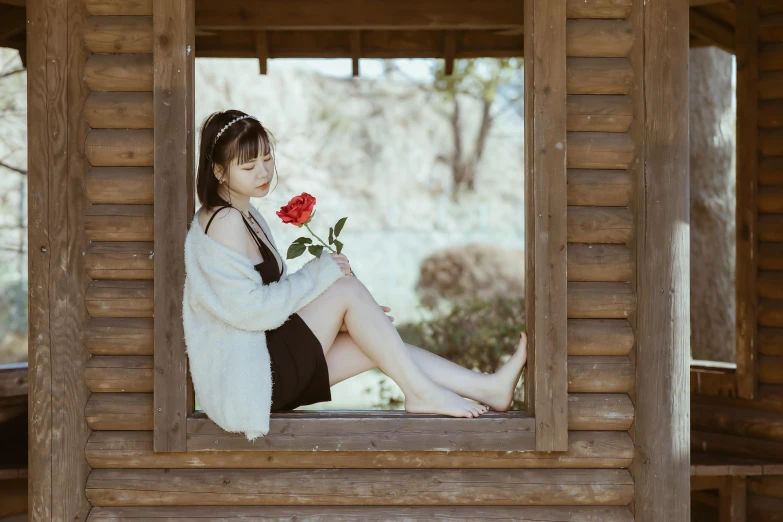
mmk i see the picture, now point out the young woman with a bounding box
[182,109,527,441]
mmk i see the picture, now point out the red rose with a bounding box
[276,192,316,226]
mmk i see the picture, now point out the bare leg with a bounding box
[325,332,527,412]
[297,275,488,418]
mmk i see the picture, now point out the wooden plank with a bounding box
[84,92,154,130]
[153,0,195,453]
[85,468,635,506]
[567,393,634,430]
[566,95,633,132]
[0,363,27,398]
[567,319,634,355]
[84,204,154,242]
[85,167,154,205]
[567,0,632,19]
[567,244,633,281]
[86,429,634,469]
[634,0,691,519]
[84,16,153,54]
[691,453,765,476]
[85,281,154,318]
[567,206,634,243]
[566,57,633,94]
[524,0,569,452]
[85,0,152,16]
[692,429,783,461]
[85,241,154,280]
[567,282,635,318]
[692,401,783,441]
[566,19,634,58]
[690,9,735,54]
[567,356,633,392]
[567,169,633,206]
[692,365,738,397]
[85,54,154,92]
[85,356,154,393]
[87,506,636,521]
[85,317,154,356]
[85,129,154,167]
[567,131,635,169]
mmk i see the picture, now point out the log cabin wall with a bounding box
[24,0,687,519]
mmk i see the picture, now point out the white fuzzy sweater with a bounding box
[182,204,345,442]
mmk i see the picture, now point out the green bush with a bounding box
[395,296,527,410]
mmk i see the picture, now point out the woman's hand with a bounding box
[339,305,393,332]
[328,252,352,275]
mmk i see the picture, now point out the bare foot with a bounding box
[405,382,489,418]
[482,332,528,412]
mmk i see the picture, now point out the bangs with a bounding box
[225,127,273,166]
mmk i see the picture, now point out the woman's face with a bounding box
[216,146,275,199]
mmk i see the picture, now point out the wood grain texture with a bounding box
[85,317,154,356]
[85,204,154,242]
[85,0,152,16]
[524,0,569,452]
[85,429,634,469]
[84,16,153,53]
[85,241,154,280]
[567,206,633,243]
[566,57,633,94]
[567,244,633,281]
[632,0,691,518]
[153,0,195,453]
[567,282,635,318]
[85,92,153,129]
[85,468,635,506]
[87,505,635,521]
[567,319,635,356]
[85,54,153,91]
[85,167,154,205]
[567,169,633,206]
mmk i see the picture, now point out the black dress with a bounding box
[203,204,332,412]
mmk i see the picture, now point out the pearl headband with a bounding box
[214,114,260,144]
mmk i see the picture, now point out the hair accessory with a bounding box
[214,114,259,144]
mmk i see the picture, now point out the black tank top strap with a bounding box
[203,204,233,235]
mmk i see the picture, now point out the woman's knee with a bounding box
[333,274,369,301]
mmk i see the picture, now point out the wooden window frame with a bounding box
[153,0,568,453]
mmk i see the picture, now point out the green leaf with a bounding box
[334,239,343,255]
[286,243,307,259]
[334,217,347,237]
[308,244,324,258]
[328,227,334,244]
[293,237,312,245]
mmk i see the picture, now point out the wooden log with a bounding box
[85,241,154,280]
[760,215,783,242]
[567,244,633,281]
[85,467,635,506]
[86,129,154,167]
[690,9,734,54]
[85,429,634,469]
[566,20,633,58]
[85,356,153,392]
[749,476,783,499]
[566,95,633,133]
[566,0,632,19]
[759,187,783,214]
[759,299,783,327]
[84,16,153,54]
[690,453,767,477]
[85,393,633,433]
[86,167,154,205]
[85,318,154,356]
[566,57,633,95]
[85,204,154,242]
[85,92,153,129]
[567,393,634,430]
[567,319,634,356]
[691,365,737,398]
[759,71,783,100]
[759,272,783,299]
[760,243,783,270]
[567,282,635,318]
[567,356,633,393]
[760,15,783,43]
[691,401,783,441]
[85,281,153,318]
[759,355,783,385]
[85,0,152,16]
[567,169,632,206]
[760,42,783,71]
[759,129,783,157]
[88,505,635,521]
[749,494,783,522]
[567,132,635,169]
[760,328,783,356]
[760,157,783,186]
[759,100,783,129]
[692,430,783,461]
[567,207,633,244]
[85,54,153,92]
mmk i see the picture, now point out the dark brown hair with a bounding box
[196,109,279,209]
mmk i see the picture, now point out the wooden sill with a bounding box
[186,410,535,452]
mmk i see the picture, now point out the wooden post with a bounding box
[524,0,569,452]
[719,476,748,522]
[27,0,93,518]
[632,0,690,518]
[735,0,759,400]
[350,31,361,77]
[153,0,195,452]
[255,31,268,75]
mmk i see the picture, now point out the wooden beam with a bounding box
[691,0,733,6]
[736,0,759,400]
[690,9,735,54]
[525,0,569,452]
[719,476,748,522]
[254,31,267,75]
[153,0,195,452]
[350,30,360,76]
[633,0,691,520]
[444,30,456,76]
[195,0,524,31]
